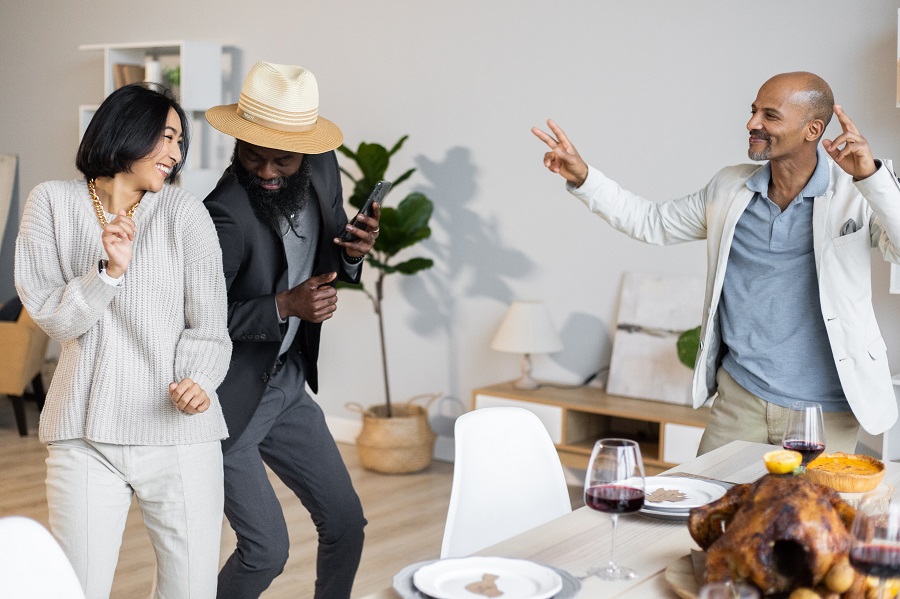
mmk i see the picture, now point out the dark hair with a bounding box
[75,83,190,183]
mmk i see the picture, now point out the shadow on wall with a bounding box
[399,146,535,433]
[401,147,613,412]
[551,312,612,385]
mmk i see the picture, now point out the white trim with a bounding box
[433,434,455,463]
[325,413,362,445]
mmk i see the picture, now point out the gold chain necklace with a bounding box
[87,179,141,227]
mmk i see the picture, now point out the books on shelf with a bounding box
[112,63,145,90]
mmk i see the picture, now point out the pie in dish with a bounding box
[805,452,885,493]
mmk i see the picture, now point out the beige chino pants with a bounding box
[696,368,860,457]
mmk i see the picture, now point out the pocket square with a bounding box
[840,218,859,236]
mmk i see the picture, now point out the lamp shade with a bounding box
[490,301,563,354]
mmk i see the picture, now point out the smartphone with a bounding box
[340,180,392,242]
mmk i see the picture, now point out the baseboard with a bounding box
[326,413,362,445]
[433,434,454,463]
[325,414,454,463]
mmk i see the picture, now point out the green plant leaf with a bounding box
[376,193,433,256]
[388,135,409,157]
[392,257,434,275]
[391,167,416,189]
[336,280,365,291]
[367,256,392,271]
[677,326,701,369]
[336,145,357,162]
[355,143,390,182]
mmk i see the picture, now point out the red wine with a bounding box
[585,485,644,514]
[850,544,900,579]
[782,440,825,465]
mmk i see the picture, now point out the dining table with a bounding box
[359,439,900,599]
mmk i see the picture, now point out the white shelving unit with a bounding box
[79,40,228,200]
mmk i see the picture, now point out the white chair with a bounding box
[0,516,85,598]
[440,407,572,558]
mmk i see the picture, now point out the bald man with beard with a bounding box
[534,72,900,456]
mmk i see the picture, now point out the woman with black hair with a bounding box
[14,83,231,599]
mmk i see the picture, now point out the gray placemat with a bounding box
[392,559,581,599]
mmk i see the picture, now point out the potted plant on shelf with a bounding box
[338,135,438,474]
[677,325,701,369]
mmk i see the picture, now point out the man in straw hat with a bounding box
[204,61,377,598]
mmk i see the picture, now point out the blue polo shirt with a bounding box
[719,147,848,412]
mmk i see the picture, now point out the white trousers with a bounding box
[46,439,224,599]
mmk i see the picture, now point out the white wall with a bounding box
[3,1,900,446]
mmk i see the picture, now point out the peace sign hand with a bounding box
[822,104,877,181]
[531,119,590,188]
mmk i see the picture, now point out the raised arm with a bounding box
[14,183,119,341]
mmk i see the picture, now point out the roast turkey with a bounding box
[687,473,866,597]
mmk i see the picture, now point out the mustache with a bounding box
[248,176,287,191]
[749,129,770,141]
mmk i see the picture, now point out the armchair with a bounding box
[0,304,49,435]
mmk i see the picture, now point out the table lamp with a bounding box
[490,300,563,389]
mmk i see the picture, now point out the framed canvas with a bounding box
[606,271,705,405]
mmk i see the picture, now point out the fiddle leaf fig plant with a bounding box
[337,136,434,417]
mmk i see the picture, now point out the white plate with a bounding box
[412,557,563,599]
[639,505,690,521]
[643,477,727,511]
[394,560,581,599]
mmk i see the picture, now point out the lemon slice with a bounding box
[764,450,802,474]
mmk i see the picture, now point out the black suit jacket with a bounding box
[204,151,358,447]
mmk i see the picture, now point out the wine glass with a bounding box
[849,489,900,599]
[698,581,760,599]
[583,438,645,580]
[781,401,825,471]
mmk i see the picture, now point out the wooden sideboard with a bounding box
[472,381,710,471]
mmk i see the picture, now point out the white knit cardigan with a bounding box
[15,179,231,445]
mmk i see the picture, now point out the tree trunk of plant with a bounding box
[375,271,392,417]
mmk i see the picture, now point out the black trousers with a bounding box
[217,351,366,599]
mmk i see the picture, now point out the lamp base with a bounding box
[513,353,539,389]
[513,374,540,390]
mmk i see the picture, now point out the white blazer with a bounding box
[571,158,900,434]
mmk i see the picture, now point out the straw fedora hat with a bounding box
[206,62,343,154]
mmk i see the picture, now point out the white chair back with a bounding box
[0,516,85,598]
[440,407,572,558]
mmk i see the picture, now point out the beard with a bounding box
[230,152,313,235]
[748,129,771,161]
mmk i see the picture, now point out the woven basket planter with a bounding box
[348,395,438,474]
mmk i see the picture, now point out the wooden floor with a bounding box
[0,401,456,598]
[0,399,590,598]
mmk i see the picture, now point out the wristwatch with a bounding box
[98,259,109,274]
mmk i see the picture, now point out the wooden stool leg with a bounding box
[10,396,27,436]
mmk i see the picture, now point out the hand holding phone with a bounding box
[340,180,391,242]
